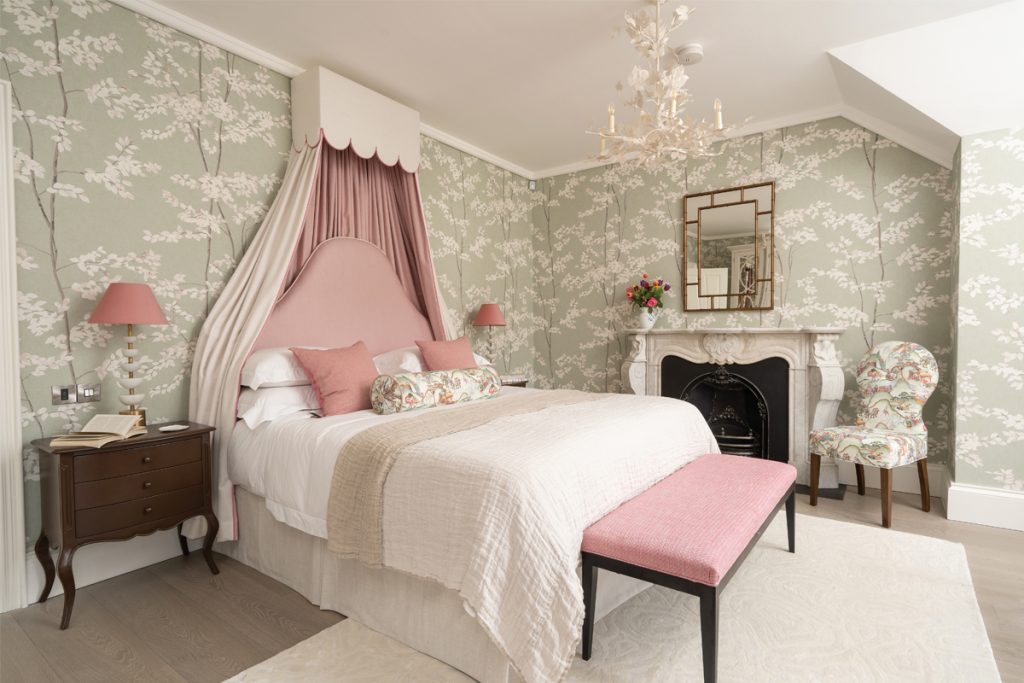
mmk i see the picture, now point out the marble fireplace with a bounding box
[621,328,846,485]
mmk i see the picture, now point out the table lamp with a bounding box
[89,283,168,425]
[472,303,506,363]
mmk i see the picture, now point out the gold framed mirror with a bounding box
[682,181,775,312]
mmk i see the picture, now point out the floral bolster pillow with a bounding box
[371,366,502,415]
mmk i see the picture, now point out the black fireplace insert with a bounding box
[661,356,789,463]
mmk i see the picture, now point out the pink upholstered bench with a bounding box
[580,454,797,683]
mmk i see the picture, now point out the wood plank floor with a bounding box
[2,491,1021,682]
[1,552,342,683]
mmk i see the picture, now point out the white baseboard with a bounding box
[946,481,1024,532]
[836,461,946,500]
[24,529,200,605]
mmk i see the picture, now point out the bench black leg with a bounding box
[581,554,597,660]
[785,491,795,553]
[699,588,718,683]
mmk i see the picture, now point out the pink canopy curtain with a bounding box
[287,143,447,340]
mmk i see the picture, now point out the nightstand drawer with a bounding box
[73,437,203,482]
[76,485,204,537]
[74,461,203,510]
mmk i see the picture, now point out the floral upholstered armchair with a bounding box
[808,341,938,528]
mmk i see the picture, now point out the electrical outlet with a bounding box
[51,385,77,405]
[77,383,101,403]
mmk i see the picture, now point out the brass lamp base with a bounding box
[120,408,147,427]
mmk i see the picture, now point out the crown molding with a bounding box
[110,1,538,179]
[531,105,953,179]
[109,0,304,77]
[838,104,953,169]
[109,2,953,176]
[530,107,847,179]
[419,123,536,180]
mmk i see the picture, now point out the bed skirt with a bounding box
[217,487,652,682]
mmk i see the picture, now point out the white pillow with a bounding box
[373,346,425,376]
[237,386,320,428]
[372,345,492,375]
[241,347,317,389]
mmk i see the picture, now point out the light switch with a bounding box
[77,384,101,403]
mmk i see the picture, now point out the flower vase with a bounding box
[634,308,658,331]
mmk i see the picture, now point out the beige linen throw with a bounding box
[326,390,604,565]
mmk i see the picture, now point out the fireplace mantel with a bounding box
[622,327,846,484]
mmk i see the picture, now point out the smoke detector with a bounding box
[677,43,704,65]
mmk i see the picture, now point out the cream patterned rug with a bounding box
[229,514,1000,682]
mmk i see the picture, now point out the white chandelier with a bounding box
[589,0,728,169]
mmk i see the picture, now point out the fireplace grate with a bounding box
[682,365,770,459]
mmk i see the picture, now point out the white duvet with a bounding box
[230,388,718,682]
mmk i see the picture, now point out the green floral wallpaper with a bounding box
[953,128,1024,491]
[419,136,538,376]
[529,118,956,464]
[3,2,984,549]
[3,0,292,542]
[421,119,956,468]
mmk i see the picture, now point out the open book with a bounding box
[49,414,147,449]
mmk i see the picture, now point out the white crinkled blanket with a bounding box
[374,392,718,683]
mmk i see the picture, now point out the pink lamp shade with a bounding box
[89,283,168,325]
[473,303,506,327]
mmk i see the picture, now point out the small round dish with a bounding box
[157,424,190,432]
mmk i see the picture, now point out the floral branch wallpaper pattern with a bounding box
[5,2,1014,551]
[419,136,538,376]
[953,128,1024,491]
[526,118,955,465]
[3,0,292,542]
[420,118,960,476]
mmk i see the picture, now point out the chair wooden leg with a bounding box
[855,464,866,495]
[917,458,931,513]
[880,468,893,528]
[809,453,820,506]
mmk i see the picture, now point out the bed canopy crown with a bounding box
[292,66,421,172]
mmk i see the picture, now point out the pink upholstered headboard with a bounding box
[252,237,436,354]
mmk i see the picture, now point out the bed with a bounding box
[211,238,718,682]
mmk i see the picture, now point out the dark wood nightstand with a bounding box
[32,422,218,629]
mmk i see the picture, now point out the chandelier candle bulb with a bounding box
[714,98,723,131]
[608,105,615,134]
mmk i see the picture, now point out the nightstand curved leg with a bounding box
[202,512,220,575]
[57,547,76,630]
[34,532,55,603]
[176,522,190,556]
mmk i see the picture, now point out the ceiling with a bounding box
[830,0,1024,138]
[150,0,1010,177]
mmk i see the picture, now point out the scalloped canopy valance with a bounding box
[292,66,421,172]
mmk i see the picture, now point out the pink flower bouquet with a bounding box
[626,272,671,311]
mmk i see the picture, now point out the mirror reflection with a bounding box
[683,182,774,312]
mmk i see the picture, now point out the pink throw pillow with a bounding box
[416,337,478,371]
[290,343,379,416]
